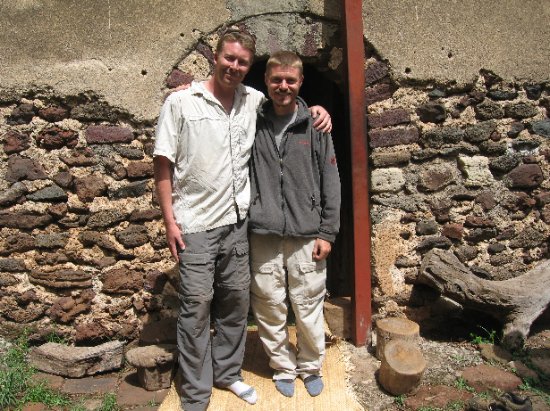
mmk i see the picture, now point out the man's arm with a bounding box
[309,106,332,133]
[312,238,332,261]
[154,156,185,261]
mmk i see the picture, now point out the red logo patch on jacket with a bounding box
[298,140,310,146]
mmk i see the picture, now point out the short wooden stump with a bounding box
[378,339,426,395]
[375,317,420,361]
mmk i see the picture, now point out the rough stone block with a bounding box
[125,344,177,391]
[29,340,124,378]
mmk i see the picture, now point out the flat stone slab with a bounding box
[29,340,124,378]
[61,376,118,395]
[117,372,169,407]
[405,385,473,410]
[461,364,522,393]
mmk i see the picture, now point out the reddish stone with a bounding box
[1,233,34,255]
[117,372,169,407]
[369,127,419,148]
[102,267,144,294]
[364,61,389,85]
[129,209,162,222]
[48,203,68,219]
[29,269,92,289]
[61,376,118,395]
[36,127,78,149]
[196,41,215,64]
[75,321,114,342]
[365,83,394,106]
[86,125,134,144]
[52,171,73,188]
[166,69,194,88]
[60,147,98,167]
[74,174,108,202]
[127,161,154,179]
[38,106,69,122]
[115,225,149,248]
[3,130,31,153]
[367,108,410,129]
[464,216,496,228]
[475,191,497,210]
[8,103,36,124]
[405,385,473,410]
[5,155,47,182]
[461,364,522,393]
[48,292,94,323]
[442,224,464,240]
[418,166,454,192]
[507,164,543,188]
[0,211,52,229]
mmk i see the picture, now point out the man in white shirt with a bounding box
[153,30,331,411]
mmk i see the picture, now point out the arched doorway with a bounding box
[244,59,353,298]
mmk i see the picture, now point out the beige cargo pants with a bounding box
[250,233,326,381]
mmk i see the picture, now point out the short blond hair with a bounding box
[266,50,303,76]
[216,28,256,56]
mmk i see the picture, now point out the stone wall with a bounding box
[364,53,550,324]
[0,3,549,344]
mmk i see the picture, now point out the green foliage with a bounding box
[519,378,550,406]
[454,376,475,392]
[0,332,70,410]
[469,326,497,345]
[394,394,406,406]
[95,393,121,411]
[45,331,69,345]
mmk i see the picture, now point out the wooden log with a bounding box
[375,317,420,361]
[378,339,426,395]
[417,248,550,350]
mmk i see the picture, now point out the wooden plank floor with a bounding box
[159,327,365,411]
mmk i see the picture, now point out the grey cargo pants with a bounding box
[176,218,250,411]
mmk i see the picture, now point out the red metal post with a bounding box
[342,0,372,346]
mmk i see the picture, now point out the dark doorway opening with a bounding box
[244,60,353,298]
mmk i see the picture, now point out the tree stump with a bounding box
[417,248,550,349]
[375,317,420,361]
[378,339,426,395]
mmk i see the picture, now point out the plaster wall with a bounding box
[1,1,548,122]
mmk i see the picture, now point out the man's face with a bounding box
[265,65,303,112]
[213,41,253,89]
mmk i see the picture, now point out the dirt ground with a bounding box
[339,316,550,411]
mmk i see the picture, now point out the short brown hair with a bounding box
[216,28,256,56]
[266,50,303,76]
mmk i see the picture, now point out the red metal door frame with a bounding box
[342,0,373,346]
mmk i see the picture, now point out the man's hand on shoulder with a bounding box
[163,82,192,101]
[309,105,332,133]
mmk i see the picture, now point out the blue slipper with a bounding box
[303,375,323,396]
[275,379,295,397]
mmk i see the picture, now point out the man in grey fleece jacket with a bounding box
[248,50,341,398]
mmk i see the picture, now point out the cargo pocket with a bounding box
[290,261,326,304]
[251,262,285,304]
[179,252,213,300]
[232,241,250,288]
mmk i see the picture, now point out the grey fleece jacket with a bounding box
[248,96,341,243]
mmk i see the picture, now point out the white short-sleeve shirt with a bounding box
[154,81,265,233]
